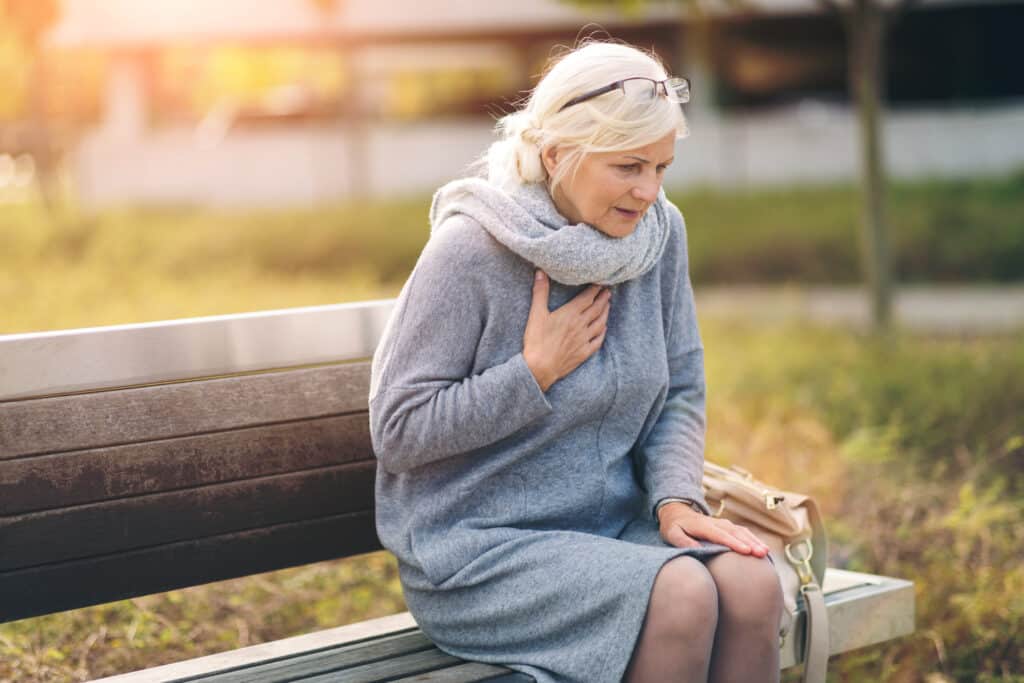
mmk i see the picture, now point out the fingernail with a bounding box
[535,271,543,281]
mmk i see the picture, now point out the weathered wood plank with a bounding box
[0,362,372,459]
[0,413,372,515]
[0,510,382,623]
[199,631,435,683]
[0,300,393,401]
[297,649,464,683]
[391,662,534,682]
[1,461,375,571]
[91,613,420,683]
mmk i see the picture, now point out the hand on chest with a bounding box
[475,278,670,414]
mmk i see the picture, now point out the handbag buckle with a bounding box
[784,538,816,586]
[764,491,785,510]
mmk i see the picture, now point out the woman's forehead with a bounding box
[608,134,677,162]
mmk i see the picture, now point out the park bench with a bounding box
[0,300,915,682]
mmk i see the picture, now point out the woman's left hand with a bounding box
[658,503,771,557]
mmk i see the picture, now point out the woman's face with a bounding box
[543,132,676,239]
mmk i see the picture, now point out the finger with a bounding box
[703,524,755,554]
[732,524,767,549]
[529,270,550,319]
[586,301,610,332]
[664,524,701,549]
[586,326,607,350]
[723,530,767,556]
[581,289,611,324]
[733,527,771,556]
[569,284,603,312]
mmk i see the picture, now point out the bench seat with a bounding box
[92,569,914,682]
[0,302,915,682]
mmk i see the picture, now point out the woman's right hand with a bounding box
[522,270,611,392]
[658,503,771,557]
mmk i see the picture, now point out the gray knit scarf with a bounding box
[428,177,670,286]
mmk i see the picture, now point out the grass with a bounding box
[679,169,1024,284]
[1,180,1022,681]
[703,321,1024,682]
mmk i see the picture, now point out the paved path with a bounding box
[694,285,1024,334]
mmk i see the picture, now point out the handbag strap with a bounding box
[800,584,829,683]
[785,539,830,683]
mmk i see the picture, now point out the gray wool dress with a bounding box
[369,181,730,683]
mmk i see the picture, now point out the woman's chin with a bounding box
[591,217,639,239]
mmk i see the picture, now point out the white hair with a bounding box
[483,40,689,192]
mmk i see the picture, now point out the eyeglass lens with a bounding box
[619,78,689,104]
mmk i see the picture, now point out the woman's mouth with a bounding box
[614,207,641,219]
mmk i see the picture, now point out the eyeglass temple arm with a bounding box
[558,81,625,112]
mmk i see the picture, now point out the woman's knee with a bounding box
[648,556,719,635]
[707,553,784,626]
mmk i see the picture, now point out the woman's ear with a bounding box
[540,145,560,178]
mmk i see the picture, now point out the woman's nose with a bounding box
[631,175,660,202]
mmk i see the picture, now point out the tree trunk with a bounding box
[849,0,892,330]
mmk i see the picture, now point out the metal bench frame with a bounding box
[0,301,914,682]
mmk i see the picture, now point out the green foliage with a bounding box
[705,319,1024,681]
[674,170,1024,284]
[710,322,1024,480]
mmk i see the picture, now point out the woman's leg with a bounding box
[624,556,719,683]
[704,552,785,683]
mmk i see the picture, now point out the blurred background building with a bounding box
[2,0,1022,206]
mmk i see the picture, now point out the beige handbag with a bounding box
[702,461,829,683]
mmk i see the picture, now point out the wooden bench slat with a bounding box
[0,511,382,623]
[1,461,375,571]
[0,363,371,459]
[296,649,464,683]
[91,613,423,682]
[0,301,393,401]
[390,662,533,682]
[0,413,371,516]
[196,631,436,683]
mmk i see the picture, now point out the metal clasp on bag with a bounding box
[784,538,816,587]
[763,491,785,510]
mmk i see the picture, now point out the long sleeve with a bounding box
[369,218,553,475]
[632,207,710,518]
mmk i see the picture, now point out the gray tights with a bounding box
[623,552,784,683]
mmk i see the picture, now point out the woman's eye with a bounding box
[616,164,640,173]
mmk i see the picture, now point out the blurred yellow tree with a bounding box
[1,0,60,208]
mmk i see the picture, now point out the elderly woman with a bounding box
[369,40,784,683]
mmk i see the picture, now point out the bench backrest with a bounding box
[0,302,394,624]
